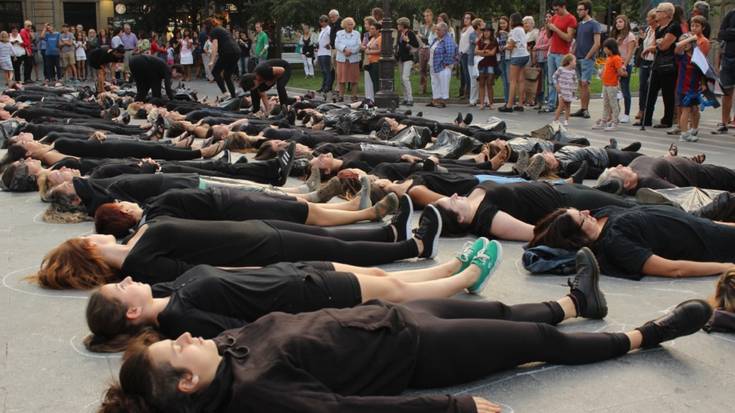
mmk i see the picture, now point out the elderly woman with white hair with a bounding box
[636,2,681,128]
[523,15,539,106]
[334,17,361,102]
[427,22,458,108]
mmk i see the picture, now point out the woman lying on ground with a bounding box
[34,206,442,289]
[529,205,735,279]
[85,237,505,351]
[523,143,644,181]
[432,180,635,241]
[93,186,400,238]
[98,250,710,413]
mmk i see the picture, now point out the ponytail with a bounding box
[711,269,735,312]
[98,384,155,413]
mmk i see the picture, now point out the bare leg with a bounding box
[333,258,461,283]
[314,196,360,211]
[305,203,376,225]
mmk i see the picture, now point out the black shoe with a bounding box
[621,141,642,152]
[463,113,473,125]
[120,111,131,125]
[217,150,231,164]
[570,160,589,184]
[416,111,423,117]
[581,109,591,119]
[711,123,729,134]
[498,106,513,113]
[653,123,672,129]
[513,106,524,112]
[235,154,248,164]
[274,142,296,186]
[570,108,586,117]
[607,138,618,149]
[286,110,296,126]
[454,112,463,125]
[568,247,607,319]
[404,110,412,116]
[637,299,712,348]
[414,204,442,259]
[390,195,414,242]
[422,158,437,172]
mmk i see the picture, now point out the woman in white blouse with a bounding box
[8,27,25,82]
[499,13,530,112]
[335,17,361,102]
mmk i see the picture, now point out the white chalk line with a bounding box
[69,335,122,360]
[2,265,88,300]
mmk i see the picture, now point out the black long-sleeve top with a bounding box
[181,301,476,413]
[87,46,122,69]
[151,263,330,339]
[120,216,282,284]
[129,54,175,99]
[396,30,420,62]
[250,58,291,113]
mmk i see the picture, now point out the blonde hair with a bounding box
[561,53,575,67]
[0,31,8,43]
[711,269,735,312]
[36,169,51,200]
[32,238,120,289]
[656,2,675,17]
[341,17,355,29]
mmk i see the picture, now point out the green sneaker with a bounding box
[468,240,503,294]
[455,237,489,275]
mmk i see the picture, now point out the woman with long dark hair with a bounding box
[203,18,240,99]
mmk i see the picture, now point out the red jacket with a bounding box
[19,28,32,55]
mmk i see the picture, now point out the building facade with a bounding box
[1,0,113,31]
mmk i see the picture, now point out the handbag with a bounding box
[525,66,541,81]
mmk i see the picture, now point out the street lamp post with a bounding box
[375,0,399,109]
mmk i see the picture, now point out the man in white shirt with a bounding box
[317,15,332,94]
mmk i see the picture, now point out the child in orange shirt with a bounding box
[593,38,628,131]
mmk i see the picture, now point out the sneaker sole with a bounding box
[423,205,442,260]
[579,247,607,318]
[470,241,503,294]
[401,195,414,241]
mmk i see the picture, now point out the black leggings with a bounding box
[554,183,636,211]
[162,158,280,184]
[644,69,677,126]
[185,108,242,122]
[14,107,97,121]
[54,138,203,161]
[212,52,239,96]
[404,299,631,388]
[605,148,644,168]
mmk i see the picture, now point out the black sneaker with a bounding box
[120,111,131,125]
[711,123,729,134]
[454,112,463,125]
[607,138,618,149]
[390,195,414,242]
[463,113,473,125]
[414,204,442,259]
[621,141,642,152]
[581,109,591,119]
[637,299,712,348]
[217,150,231,164]
[274,142,296,186]
[416,111,423,117]
[570,108,586,117]
[498,106,513,113]
[570,160,589,184]
[513,106,524,112]
[568,247,607,319]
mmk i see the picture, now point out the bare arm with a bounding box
[406,185,445,208]
[489,210,535,241]
[641,254,733,278]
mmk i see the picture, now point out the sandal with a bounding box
[689,153,706,164]
[668,143,678,157]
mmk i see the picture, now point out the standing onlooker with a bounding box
[204,17,240,99]
[298,24,317,78]
[522,16,539,106]
[417,9,435,95]
[428,22,457,108]
[534,13,552,109]
[334,17,361,102]
[691,1,711,38]
[676,15,710,141]
[253,22,269,67]
[458,12,476,99]
[361,22,381,102]
[9,27,25,82]
[570,0,602,119]
[20,20,33,83]
[636,10,657,122]
[593,38,627,131]
[86,29,98,81]
[714,5,735,134]
[74,31,87,80]
[59,25,76,81]
[396,17,419,106]
[137,31,150,55]
[437,13,455,40]
[237,31,251,75]
[639,2,681,128]
[499,13,529,112]
[611,15,637,123]
[42,24,61,82]
[111,28,123,81]
[0,31,16,87]
[475,26,498,109]
[553,54,577,125]
[31,25,41,81]
[544,0,577,113]
[97,29,109,47]
[467,18,484,106]
[39,24,48,81]
[202,36,214,81]
[316,15,332,94]
[150,32,166,61]
[328,10,342,92]
[120,24,138,81]
[179,32,193,81]
[497,16,510,104]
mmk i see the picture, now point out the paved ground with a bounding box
[1,80,734,412]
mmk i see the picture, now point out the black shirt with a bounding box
[87,47,121,69]
[339,150,404,172]
[153,263,327,339]
[144,187,308,223]
[409,172,480,196]
[397,30,420,62]
[209,26,240,55]
[329,18,343,48]
[251,59,291,112]
[592,205,735,280]
[254,58,289,84]
[653,21,682,70]
[238,37,252,57]
[120,216,282,283]
[630,156,703,192]
[129,54,175,99]
[469,181,564,237]
[719,10,735,58]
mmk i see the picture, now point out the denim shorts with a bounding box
[510,56,530,67]
[576,58,595,83]
[478,66,495,75]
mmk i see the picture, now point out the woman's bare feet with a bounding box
[373,193,399,220]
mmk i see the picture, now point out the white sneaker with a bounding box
[679,131,692,142]
[604,122,617,131]
[562,119,569,127]
[592,119,605,130]
[619,114,630,123]
[689,128,699,136]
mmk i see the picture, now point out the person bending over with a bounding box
[128,54,184,101]
[240,58,293,115]
[97,250,710,413]
[87,45,126,95]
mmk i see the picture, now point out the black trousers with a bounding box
[134,78,163,101]
[12,56,22,82]
[212,52,239,96]
[554,183,636,211]
[605,148,644,167]
[162,158,280,184]
[23,54,33,82]
[694,164,735,192]
[185,108,242,122]
[644,69,677,126]
[54,138,202,161]
[15,107,96,122]
[404,299,631,388]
